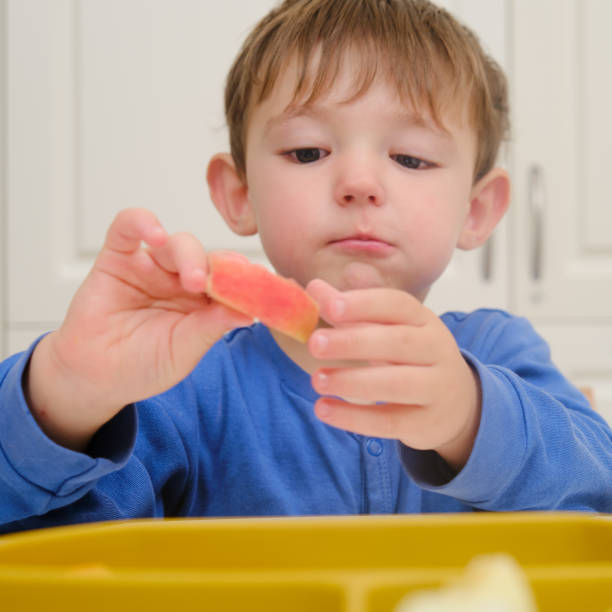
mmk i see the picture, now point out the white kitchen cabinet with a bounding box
[1,0,611,421]
[512,0,612,319]
[511,0,612,421]
[3,0,277,350]
[0,1,5,362]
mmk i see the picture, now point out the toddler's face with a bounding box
[243,58,479,300]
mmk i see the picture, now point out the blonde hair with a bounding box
[224,0,509,182]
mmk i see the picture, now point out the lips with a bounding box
[329,234,394,256]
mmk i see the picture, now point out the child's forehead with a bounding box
[256,50,470,135]
[265,91,451,139]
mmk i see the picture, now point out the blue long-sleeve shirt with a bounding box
[0,309,610,534]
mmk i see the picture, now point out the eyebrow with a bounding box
[264,102,453,142]
[263,105,321,133]
[393,109,453,138]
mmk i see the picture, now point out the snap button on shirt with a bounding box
[366,438,383,457]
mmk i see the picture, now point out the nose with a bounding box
[334,155,385,207]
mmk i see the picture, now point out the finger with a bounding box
[312,365,434,405]
[310,282,430,327]
[168,301,255,366]
[148,232,209,293]
[314,397,425,440]
[309,324,437,364]
[211,249,251,264]
[104,208,167,254]
[306,279,344,326]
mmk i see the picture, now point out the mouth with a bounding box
[329,234,394,257]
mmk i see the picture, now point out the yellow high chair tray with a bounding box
[0,512,610,611]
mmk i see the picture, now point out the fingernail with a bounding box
[189,268,207,291]
[315,371,328,390]
[149,226,167,244]
[193,268,206,282]
[312,333,328,354]
[316,401,331,418]
[331,298,345,319]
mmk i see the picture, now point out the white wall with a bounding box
[0,0,6,358]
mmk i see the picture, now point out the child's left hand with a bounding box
[307,279,481,472]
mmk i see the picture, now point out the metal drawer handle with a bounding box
[528,165,545,281]
[481,237,493,282]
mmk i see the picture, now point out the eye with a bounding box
[285,148,329,164]
[391,154,432,170]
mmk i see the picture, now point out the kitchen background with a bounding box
[0,0,611,422]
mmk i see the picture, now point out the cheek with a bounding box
[248,186,317,278]
[247,158,322,239]
[252,181,313,241]
[414,179,471,236]
[399,187,470,273]
[400,189,465,240]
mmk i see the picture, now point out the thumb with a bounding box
[174,301,254,366]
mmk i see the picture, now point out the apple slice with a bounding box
[206,252,319,342]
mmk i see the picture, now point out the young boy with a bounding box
[0,0,610,533]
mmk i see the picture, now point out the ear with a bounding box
[457,167,511,250]
[206,153,258,236]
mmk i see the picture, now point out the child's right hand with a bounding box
[25,208,253,451]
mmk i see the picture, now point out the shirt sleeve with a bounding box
[399,311,612,512]
[0,338,137,526]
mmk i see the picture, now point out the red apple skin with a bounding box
[206,253,319,342]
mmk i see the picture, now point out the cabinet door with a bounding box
[0,0,5,357]
[6,0,276,354]
[512,0,612,422]
[512,0,612,318]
